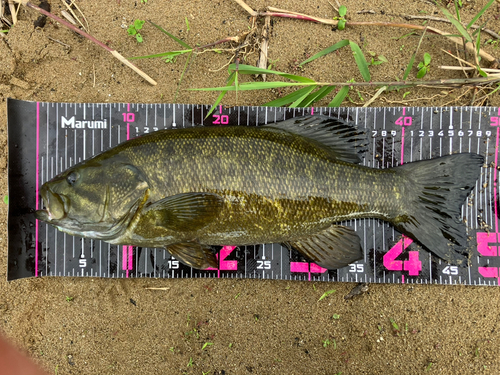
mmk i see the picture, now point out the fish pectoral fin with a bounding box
[284,225,363,269]
[167,242,218,269]
[263,115,367,164]
[145,192,223,232]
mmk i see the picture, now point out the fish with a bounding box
[35,116,484,270]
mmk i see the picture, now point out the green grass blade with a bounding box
[402,28,427,80]
[263,86,317,107]
[289,86,317,107]
[403,57,417,80]
[148,21,192,49]
[229,64,315,83]
[349,41,370,82]
[298,85,336,107]
[440,6,473,43]
[129,50,192,60]
[192,82,311,91]
[318,289,336,302]
[175,50,193,102]
[299,39,350,66]
[466,0,495,29]
[476,29,482,61]
[328,86,350,107]
[454,0,461,22]
[205,72,237,118]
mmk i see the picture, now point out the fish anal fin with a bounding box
[145,192,223,232]
[264,115,368,164]
[167,241,218,269]
[285,225,363,269]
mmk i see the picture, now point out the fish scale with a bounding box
[6,99,500,286]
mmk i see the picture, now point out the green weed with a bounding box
[201,342,213,350]
[417,53,431,78]
[127,20,145,43]
[335,5,347,31]
[318,289,336,302]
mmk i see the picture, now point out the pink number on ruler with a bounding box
[122,245,133,278]
[395,116,412,126]
[476,232,500,284]
[205,246,238,276]
[122,112,135,123]
[290,262,327,281]
[383,235,421,276]
[213,115,229,125]
[490,117,499,127]
[477,232,498,256]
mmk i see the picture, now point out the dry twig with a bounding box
[233,0,498,65]
[257,16,271,81]
[403,14,500,40]
[13,0,157,85]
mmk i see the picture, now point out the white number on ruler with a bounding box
[257,260,271,269]
[442,266,458,275]
[79,258,87,268]
[349,263,364,273]
[168,260,179,269]
[135,127,159,133]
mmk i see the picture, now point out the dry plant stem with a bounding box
[363,86,387,107]
[233,0,257,16]
[403,14,500,40]
[257,16,271,81]
[439,66,500,73]
[8,0,17,25]
[234,0,497,64]
[196,36,241,51]
[61,10,78,26]
[15,1,157,85]
[265,7,337,25]
[47,36,70,48]
[441,48,475,68]
[65,0,90,32]
[62,0,87,32]
[382,91,451,104]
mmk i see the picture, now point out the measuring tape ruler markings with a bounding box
[7,100,499,284]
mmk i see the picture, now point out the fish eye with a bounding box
[66,172,79,186]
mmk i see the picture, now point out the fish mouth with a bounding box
[35,185,68,222]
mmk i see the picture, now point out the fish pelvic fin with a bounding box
[394,153,484,266]
[166,241,218,269]
[264,115,368,164]
[284,225,363,269]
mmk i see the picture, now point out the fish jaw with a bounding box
[37,184,66,222]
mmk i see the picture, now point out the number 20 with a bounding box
[213,115,229,124]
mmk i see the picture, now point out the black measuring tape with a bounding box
[7,99,500,285]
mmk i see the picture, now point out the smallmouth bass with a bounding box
[36,116,484,269]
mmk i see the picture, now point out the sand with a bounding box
[0,0,499,374]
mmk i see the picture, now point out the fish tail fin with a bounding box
[393,153,484,265]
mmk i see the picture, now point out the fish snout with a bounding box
[39,184,67,221]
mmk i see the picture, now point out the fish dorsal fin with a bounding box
[264,115,367,164]
[167,241,218,269]
[283,225,363,269]
[144,192,223,232]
